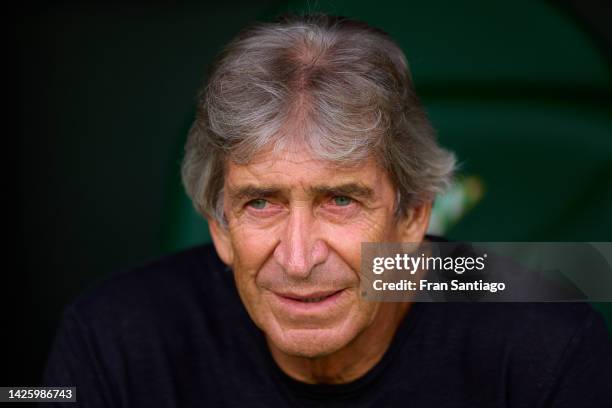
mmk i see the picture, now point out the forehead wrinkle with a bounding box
[225,152,390,202]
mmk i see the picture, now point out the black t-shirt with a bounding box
[41,242,612,407]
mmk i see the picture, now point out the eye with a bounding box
[247,199,268,209]
[332,196,353,206]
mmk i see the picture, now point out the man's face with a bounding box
[211,145,426,358]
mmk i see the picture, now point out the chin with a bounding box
[267,325,361,358]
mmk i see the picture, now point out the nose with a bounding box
[273,206,328,280]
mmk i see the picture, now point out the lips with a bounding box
[270,289,346,315]
[277,290,343,303]
[301,296,329,303]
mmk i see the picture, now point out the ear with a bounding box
[208,217,234,266]
[397,200,433,242]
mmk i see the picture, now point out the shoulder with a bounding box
[419,302,610,371]
[436,302,607,345]
[414,302,611,403]
[43,244,264,402]
[486,303,612,403]
[63,243,241,339]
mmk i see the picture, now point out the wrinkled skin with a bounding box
[209,146,431,383]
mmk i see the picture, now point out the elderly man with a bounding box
[43,14,611,407]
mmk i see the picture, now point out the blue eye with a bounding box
[248,199,268,209]
[333,196,352,206]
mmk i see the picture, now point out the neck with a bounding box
[267,301,412,384]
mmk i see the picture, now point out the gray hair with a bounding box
[182,14,456,226]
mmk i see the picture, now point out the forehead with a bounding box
[224,147,391,193]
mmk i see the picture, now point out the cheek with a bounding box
[227,223,280,322]
[319,214,394,272]
[228,223,278,273]
[356,289,380,328]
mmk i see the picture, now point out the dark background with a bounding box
[12,0,612,386]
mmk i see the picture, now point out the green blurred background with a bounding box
[15,0,611,385]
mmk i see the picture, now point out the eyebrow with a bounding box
[227,183,375,202]
[309,183,374,200]
[228,185,287,201]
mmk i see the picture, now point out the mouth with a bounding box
[300,296,332,303]
[279,290,343,303]
[271,289,347,314]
